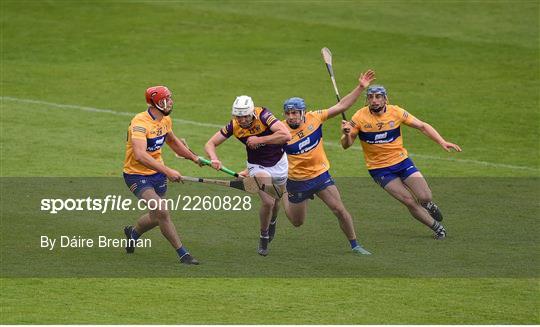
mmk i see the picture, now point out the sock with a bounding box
[260,229,269,238]
[431,220,442,232]
[176,246,189,258]
[130,228,140,241]
[270,216,277,224]
[422,201,435,210]
[349,239,359,249]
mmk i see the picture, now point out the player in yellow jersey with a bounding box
[277,70,375,255]
[341,85,462,239]
[205,95,291,256]
[123,85,202,265]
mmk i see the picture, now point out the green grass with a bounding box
[1,0,539,324]
[1,278,537,324]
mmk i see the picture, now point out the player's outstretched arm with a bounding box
[327,70,375,119]
[166,130,200,164]
[407,118,462,152]
[340,120,357,149]
[132,138,182,182]
[246,120,291,149]
[204,131,228,170]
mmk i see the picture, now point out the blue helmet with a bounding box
[366,85,387,97]
[283,97,306,112]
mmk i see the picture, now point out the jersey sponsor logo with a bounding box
[359,127,401,144]
[299,137,311,150]
[147,134,166,152]
[249,143,266,150]
[285,125,322,155]
[374,132,387,141]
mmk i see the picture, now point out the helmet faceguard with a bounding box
[146,86,173,115]
[283,97,306,129]
[366,85,387,113]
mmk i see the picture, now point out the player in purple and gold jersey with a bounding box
[277,70,375,255]
[123,85,202,265]
[205,95,291,256]
[341,85,462,240]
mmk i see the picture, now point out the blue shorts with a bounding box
[123,172,167,198]
[368,158,419,188]
[286,171,335,204]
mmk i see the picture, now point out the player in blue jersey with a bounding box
[123,86,202,264]
[341,85,462,239]
[277,70,375,255]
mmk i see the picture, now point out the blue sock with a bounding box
[260,229,269,238]
[349,239,359,249]
[130,228,140,241]
[176,246,189,258]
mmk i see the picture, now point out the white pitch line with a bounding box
[0,96,222,128]
[2,96,539,172]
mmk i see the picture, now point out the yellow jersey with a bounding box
[283,110,330,180]
[350,105,415,170]
[123,109,172,175]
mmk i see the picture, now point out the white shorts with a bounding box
[247,153,288,186]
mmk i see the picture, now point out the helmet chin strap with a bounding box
[370,104,385,113]
[287,122,300,129]
[159,108,171,116]
[285,111,305,129]
[152,98,173,116]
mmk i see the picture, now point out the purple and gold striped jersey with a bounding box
[220,107,284,167]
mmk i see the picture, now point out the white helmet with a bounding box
[231,95,254,116]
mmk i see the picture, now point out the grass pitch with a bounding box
[1,0,539,324]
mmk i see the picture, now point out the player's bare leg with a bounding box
[316,185,356,239]
[283,199,308,227]
[125,188,199,264]
[268,198,280,242]
[124,190,159,254]
[137,189,182,248]
[403,172,443,221]
[383,178,446,239]
[134,213,159,235]
[317,185,371,254]
[255,172,277,256]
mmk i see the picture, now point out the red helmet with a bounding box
[145,86,173,111]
